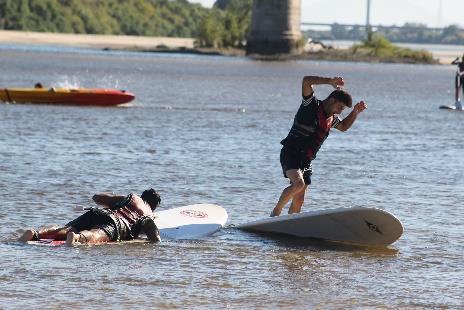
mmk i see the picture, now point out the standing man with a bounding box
[271,76,367,217]
[451,54,464,109]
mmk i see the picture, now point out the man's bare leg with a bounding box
[18,230,37,242]
[19,226,72,242]
[459,86,464,108]
[455,76,460,102]
[288,184,308,214]
[66,228,110,246]
[272,169,305,216]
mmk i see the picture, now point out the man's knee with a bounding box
[291,179,306,192]
[284,170,306,194]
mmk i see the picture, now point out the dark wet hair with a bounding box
[141,188,161,211]
[327,89,352,108]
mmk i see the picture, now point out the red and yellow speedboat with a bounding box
[0,87,135,106]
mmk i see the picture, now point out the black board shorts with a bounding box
[65,208,127,241]
[280,146,313,185]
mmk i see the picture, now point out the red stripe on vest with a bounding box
[306,105,333,159]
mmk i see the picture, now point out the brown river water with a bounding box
[0,44,463,308]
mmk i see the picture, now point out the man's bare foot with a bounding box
[66,232,84,246]
[18,229,38,242]
[270,209,280,217]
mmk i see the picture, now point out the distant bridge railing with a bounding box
[301,22,444,32]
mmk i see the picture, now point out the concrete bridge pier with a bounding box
[246,0,303,56]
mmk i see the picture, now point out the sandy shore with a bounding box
[0,29,195,50]
[429,51,459,64]
[0,30,459,63]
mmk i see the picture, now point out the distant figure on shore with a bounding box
[451,54,464,109]
[34,83,43,89]
[271,76,367,217]
[18,188,161,246]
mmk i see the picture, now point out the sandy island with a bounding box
[0,29,195,50]
[0,29,459,64]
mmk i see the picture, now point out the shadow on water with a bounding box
[225,226,399,256]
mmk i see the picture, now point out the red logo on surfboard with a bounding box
[180,210,208,218]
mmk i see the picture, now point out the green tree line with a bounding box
[0,0,210,37]
[196,0,252,48]
[3,0,461,50]
[0,0,252,47]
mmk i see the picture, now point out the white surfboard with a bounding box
[238,207,403,246]
[439,102,464,110]
[154,203,227,239]
[28,204,228,246]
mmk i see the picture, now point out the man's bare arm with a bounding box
[302,76,344,97]
[336,101,367,132]
[140,216,161,242]
[92,193,126,208]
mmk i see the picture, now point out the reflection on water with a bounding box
[0,45,463,308]
[244,232,400,255]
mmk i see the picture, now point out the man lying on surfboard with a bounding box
[19,188,162,246]
[271,76,367,217]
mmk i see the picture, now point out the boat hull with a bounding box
[0,88,135,106]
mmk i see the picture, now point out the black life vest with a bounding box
[281,95,340,160]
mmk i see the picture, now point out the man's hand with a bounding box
[331,76,345,89]
[335,100,367,132]
[353,101,367,114]
[141,216,161,243]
